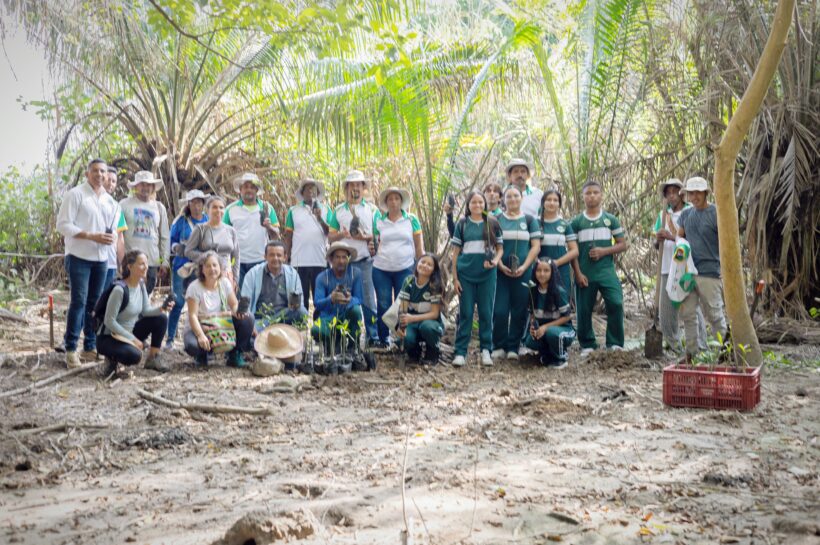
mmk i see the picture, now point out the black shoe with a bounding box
[363,351,377,371]
[406,348,422,363]
[55,343,66,354]
[194,353,210,367]
[422,346,440,366]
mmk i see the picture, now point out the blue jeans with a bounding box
[372,265,414,343]
[238,261,263,294]
[103,268,116,292]
[64,255,108,352]
[351,258,378,341]
[166,268,189,343]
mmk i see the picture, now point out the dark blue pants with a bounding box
[63,255,108,352]
[166,269,195,342]
[238,261,263,294]
[372,265,414,343]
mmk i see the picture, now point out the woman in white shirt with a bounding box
[184,251,253,368]
[371,187,424,347]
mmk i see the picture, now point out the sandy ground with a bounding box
[0,296,818,545]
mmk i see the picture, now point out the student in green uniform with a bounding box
[570,180,628,354]
[524,258,575,368]
[451,191,503,367]
[538,189,579,298]
[395,253,444,365]
[483,181,504,217]
[492,185,542,361]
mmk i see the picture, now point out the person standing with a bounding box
[241,240,308,330]
[328,170,379,346]
[505,159,543,218]
[451,191,504,367]
[283,178,332,310]
[119,171,170,295]
[56,159,121,368]
[491,185,542,361]
[653,179,706,353]
[166,189,208,346]
[223,172,280,289]
[677,176,728,360]
[570,180,628,355]
[102,166,127,291]
[538,188,578,301]
[372,187,424,348]
[185,196,241,285]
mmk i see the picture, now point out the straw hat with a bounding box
[505,158,532,177]
[231,172,262,193]
[659,178,683,196]
[343,170,369,187]
[683,176,710,193]
[325,241,358,262]
[295,178,325,200]
[377,186,411,212]
[254,323,304,362]
[127,170,164,190]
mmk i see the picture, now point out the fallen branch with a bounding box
[136,388,272,416]
[13,422,109,435]
[0,308,27,323]
[0,361,102,398]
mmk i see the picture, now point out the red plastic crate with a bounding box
[662,364,761,411]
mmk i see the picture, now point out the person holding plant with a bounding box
[185,196,240,287]
[97,250,172,375]
[371,187,424,348]
[538,188,579,298]
[242,240,307,330]
[451,191,504,367]
[444,181,504,238]
[312,242,364,353]
[166,189,209,347]
[570,180,628,355]
[492,185,542,361]
[184,251,254,368]
[395,253,444,365]
[524,258,576,368]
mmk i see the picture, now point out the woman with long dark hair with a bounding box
[395,253,444,365]
[524,257,576,367]
[538,188,578,299]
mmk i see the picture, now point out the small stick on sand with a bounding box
[136,388,272,416]
[0,361,102,399]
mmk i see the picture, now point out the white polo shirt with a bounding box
[328,199,377,262]
[223,199,279,264]
[520,184,544,218]
[284,201,332,267]
[57,182,122,262]
[373,209,421,271]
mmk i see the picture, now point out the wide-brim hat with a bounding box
[295,178,325,200]
[183,189,208,203]
[127,170,164,190]
[659,178,683,196]
[326,241,358,262]
[343,170,369,187]
[505,158,532,177]
[683,176,710,193]
[254,323,304,361]
[232,172,262,193]
[377,186,411,212]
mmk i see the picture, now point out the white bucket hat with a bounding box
[254,323,304,362]
[660,178,684,196]
[505,158,532,177]
[127,170,164,190]
[325,241,358,262]
[295,178,325,200]
[183,189,207,203]
[683,176,710,193]
[343,170,369,187]
[377,186,411,212]
[232,172,262,193]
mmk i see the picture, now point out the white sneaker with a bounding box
[451,355,466,367]
[518,346,533,356]
[491,349,505,359]
[506,351,519,361]
[481,350,493,366]
[579,348,594,358]
[65,351,81,369]
[608,345,624,351]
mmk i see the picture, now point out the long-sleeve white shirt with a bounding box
[57,182,121,262]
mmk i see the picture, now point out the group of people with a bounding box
[55,156,727,374]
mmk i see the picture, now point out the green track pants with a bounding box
[492,268,532,353]
[403,319,443,356]
[524,324,576,363]
[454,273,496,356]
[575,274,624,349]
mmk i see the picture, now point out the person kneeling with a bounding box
[241,241,308,330]
[184,251,254,368]
[395,253,444,365]
[524,258,576,368]
[312,242,363,354]
[97,251,171,374]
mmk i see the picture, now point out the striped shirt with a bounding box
[451,217,503,283]
[570,210,625,282]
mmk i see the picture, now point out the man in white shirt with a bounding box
[119,171,168,294]
[223,172,280,290]
[56,159,122,368]
[283,178,331,310]
[506,158,543,218]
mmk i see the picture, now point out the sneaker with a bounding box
[607,345,624,352]
[481,350,493,366]
[579,348,594,358]
[102,357,117,377]
[491,349,505,359]
[65,351,81,369]
[451,355,466,367]
[164,339,175,350]
[144,354,170,373]
[226,351,248,368]
[551,359,568,370]
[518,346,533,356]
[506,351,519,361]
[80,350,99,362]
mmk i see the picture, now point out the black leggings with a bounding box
[296,266,326,310]
[183,314,255,359]
[98,314,168,366]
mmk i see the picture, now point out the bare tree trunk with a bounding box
[713,0,795,366]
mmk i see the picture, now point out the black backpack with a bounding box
[92,280,130,332]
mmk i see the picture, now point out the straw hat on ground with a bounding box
[254,323,304,362]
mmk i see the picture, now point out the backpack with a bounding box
[92,280,130,332]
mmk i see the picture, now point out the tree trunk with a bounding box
[713,0,794,366]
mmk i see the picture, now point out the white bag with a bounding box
[381,297,402,333]
[666,238,698,307]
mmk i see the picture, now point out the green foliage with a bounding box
[0,166,53,256]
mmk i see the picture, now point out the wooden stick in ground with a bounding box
[0,361,102,399]
[136,388,272,416]
[13,422,109,435]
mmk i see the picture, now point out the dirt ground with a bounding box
[0,295,818,545]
